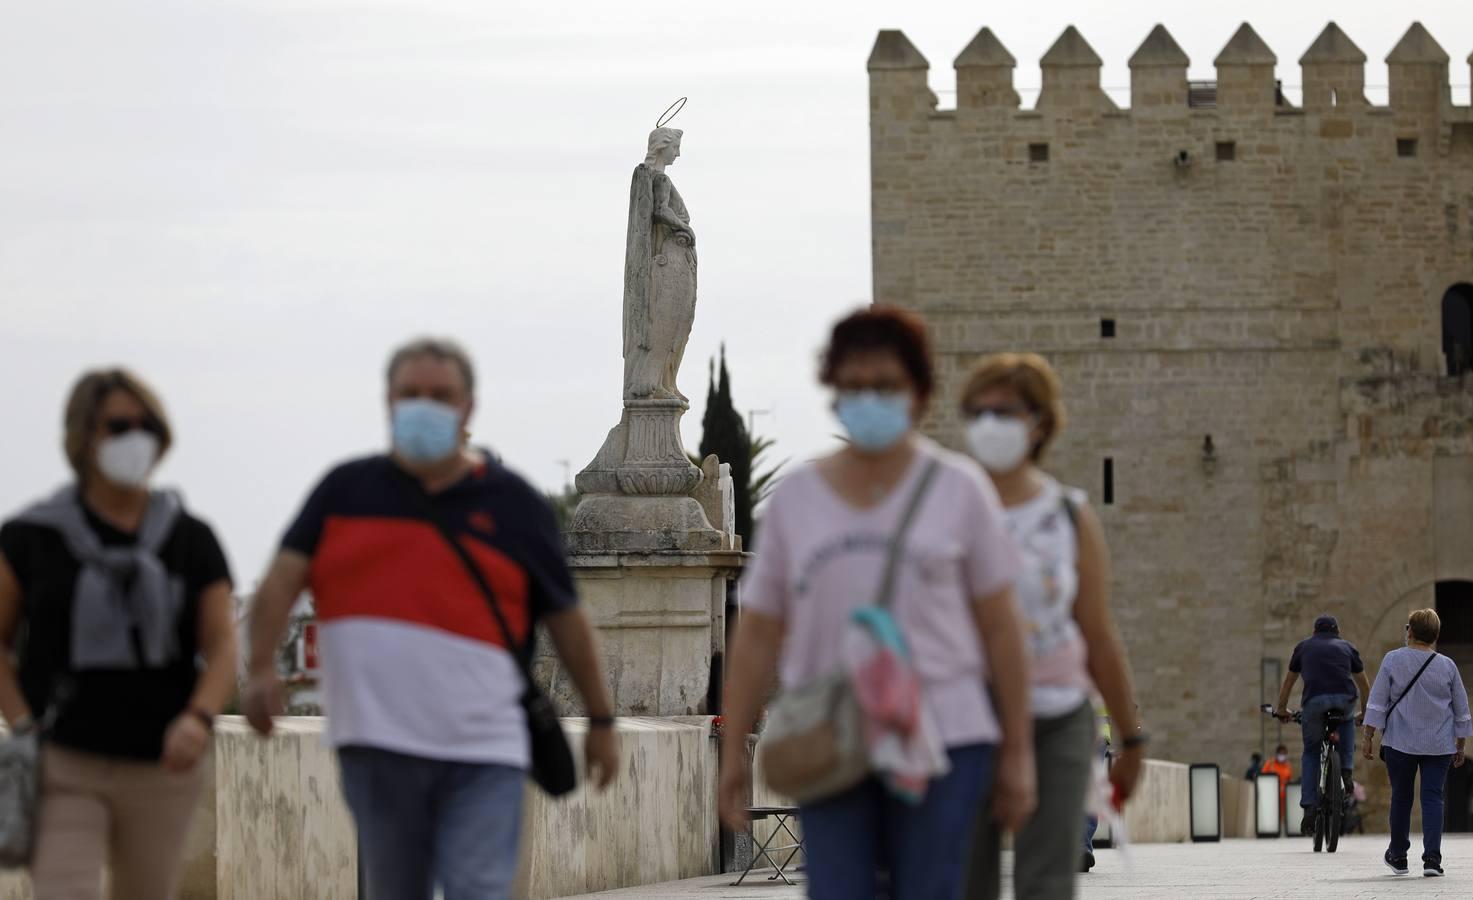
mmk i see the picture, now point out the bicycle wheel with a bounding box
[1325,751,1343,853]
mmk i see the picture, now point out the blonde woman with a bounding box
[1362,608,1471,878]
[960,354,1143,900]
[0,369,237,899]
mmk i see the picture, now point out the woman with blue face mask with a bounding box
[718,307,1037,900]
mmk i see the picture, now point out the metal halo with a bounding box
[656,97,688,129]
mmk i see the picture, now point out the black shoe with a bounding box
[1384,852,1409,876]
[1423,862,1444,878]
[1300,810,1314,836]
[1080,850,1095,873]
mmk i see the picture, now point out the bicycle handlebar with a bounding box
[1259,703,1301,723]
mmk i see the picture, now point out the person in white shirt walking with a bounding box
[1362,608,1472,878]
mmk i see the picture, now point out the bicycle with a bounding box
[1260,704,1351,853]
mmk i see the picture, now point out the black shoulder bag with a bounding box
[1377,652,1438,762]
[397,475,578,797]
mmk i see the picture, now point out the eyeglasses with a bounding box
[102,416,161,437]
[965,404,1033,420]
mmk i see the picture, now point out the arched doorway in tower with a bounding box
[1443,284,1473,376]
[1436,580,1473,832]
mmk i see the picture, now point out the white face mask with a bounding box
[965,414,1033,473]
[96,431,160,488]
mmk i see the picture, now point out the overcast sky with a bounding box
[2,1,1469,584]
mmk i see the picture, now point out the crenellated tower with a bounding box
[867,21,1473,820]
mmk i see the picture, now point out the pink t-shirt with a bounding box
[742,439,1023,747]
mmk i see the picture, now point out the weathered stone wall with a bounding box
[210,716,720,900]
[1123,760,1192,844]
[869,22,1473,827]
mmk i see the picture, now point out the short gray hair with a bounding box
[386,337,476,394]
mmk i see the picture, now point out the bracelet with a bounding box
[187,707,216,732]
[1121,731,1151,749]
[10,715,35,736]
[587,715,616,729]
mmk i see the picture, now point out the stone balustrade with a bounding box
[0,720,1247,899]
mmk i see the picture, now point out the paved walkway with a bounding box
[562,835,1473,898]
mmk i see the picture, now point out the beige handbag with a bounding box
[758,460,940,804]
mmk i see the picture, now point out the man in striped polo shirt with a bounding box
[243,338,617,900]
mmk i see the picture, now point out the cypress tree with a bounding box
[697,345,753,541]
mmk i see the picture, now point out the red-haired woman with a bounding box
[717,308,1036,899]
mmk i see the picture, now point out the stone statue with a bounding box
[570,120,724,551]
[555,114,741,721]
[623,127,697,403]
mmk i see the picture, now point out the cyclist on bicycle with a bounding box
[1272,614,1371,836]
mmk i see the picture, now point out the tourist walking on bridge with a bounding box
[718,307,1036,900]
[1362,608,1471,878]
[243,338,619,900]
[0,369,238,899]
[1272,613,1370,835]
[957,353,1144,900]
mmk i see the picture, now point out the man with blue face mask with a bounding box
[243,338,619,900]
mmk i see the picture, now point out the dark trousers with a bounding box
[965,702,1095,900]
[1300,693,1357,808]
[799,744,994,900]
[1383,746,1453,865]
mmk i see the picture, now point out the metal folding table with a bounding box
[733,806,805,886]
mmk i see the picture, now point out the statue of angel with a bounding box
[622,127,696,403]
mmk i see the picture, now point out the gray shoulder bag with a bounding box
[758,459,941,805]
[0,703,58,868]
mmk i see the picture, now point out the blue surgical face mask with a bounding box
[392,399,463,464]
[835,390,912,452]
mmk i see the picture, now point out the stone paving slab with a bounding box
[560,835,1473,899]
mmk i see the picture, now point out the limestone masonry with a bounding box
[868,21,1473,821]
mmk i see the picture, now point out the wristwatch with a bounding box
[587,715,616,729]
[1121,731,1151,750]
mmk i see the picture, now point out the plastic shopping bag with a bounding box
[843,606,949,803]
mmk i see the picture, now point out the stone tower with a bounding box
[868,21,1473,821]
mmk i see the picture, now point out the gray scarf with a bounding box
[17,486,185,670]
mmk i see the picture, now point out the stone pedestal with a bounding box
[547,446,745,717]
[537,550,743,717]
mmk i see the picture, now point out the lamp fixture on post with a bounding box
[1189,763,1223,843]
[1255,772,1283,838]
[1201,434,1218,476]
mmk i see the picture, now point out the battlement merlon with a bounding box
[867,30,936,121]
[1129,25,1191,113]
[1037,27,1117,113]
[868,22,1470,119]
[1386,22,1452,113]
[1299,22,1367,111]
[954,28,1019,110]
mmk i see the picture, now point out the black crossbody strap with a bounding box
[394,473,535,686]
[1385,652,1437,721]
